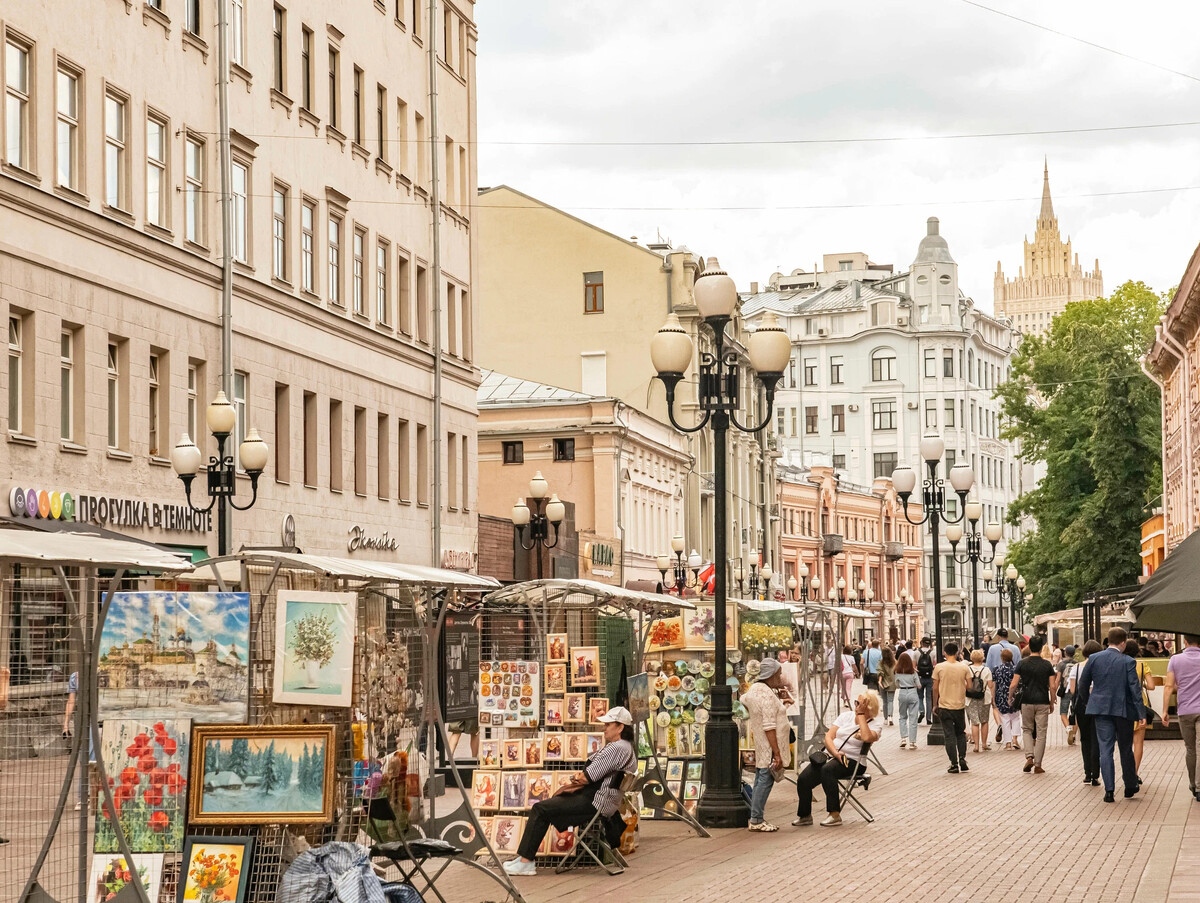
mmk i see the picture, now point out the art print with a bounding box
[686,761,703,781]
[627,673,650,725]
[551,771,576,795]
[478,740,500,767]
[544,664,566,695]
[588,697,610,724]
[99,592,249,722]
[501,772,526,809]
[476,817,494,845]
[586,733,603,756]
[524,771,553,807]
[665,760,685,782]
[645,616,684,653]
[683,780,702,800]
[472,770,500,810]
[564,693,586,723]
[544,698,564,728]
[548,826,576,855]
[570,647,600,687]
[188,724,335,825]
[272,591,356,707]
[492,816,524,855]
[547,634,568,663]
[86,853,163,903]
[179,835,254,903]
[542,733,564,761]
[95,719,190,853]
[683,604,738,651]
[522,738,542,767]
[501,739,522,768]
[564,733,588,761]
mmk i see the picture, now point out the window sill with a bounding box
[355,491,367,499]
[299,107,320,131]
[184,237,211,255]
[107,448,133,462]
[300,288,322,303]
[181,29,208,59]
[374,0,386,11]
[330,487,344,495]
[416,501,430,509]
[350,142,371,165]
[149,455,172,467]
[144,221,173,241]
[412,33,424,48]
[142,4,171,35]
[60,440,87,455]
[2,162,40,186]
[352,311,371,324]
[103,204,136,225]
[394,18,407,33]
[8,432,37,447]
[304,483,318,490]
[325,124,347,149]
[375,157,393,179]
[233,260,254,277]
[396,172,412,190]
[399,498,411,505]
[275,478,290,486]
[54,184,89,206]
[231,61,253,90]
[271,276,293,292]
[414,185,429,201]
[269,88,294,117]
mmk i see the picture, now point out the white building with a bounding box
[743,218,1028,636]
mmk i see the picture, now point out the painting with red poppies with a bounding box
[95,718,190,853]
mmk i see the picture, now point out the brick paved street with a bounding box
[435,717,1199,903]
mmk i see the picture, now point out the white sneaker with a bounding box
[899,740,907,749]
[820,813,843,827]
[503,858,536,876]
[791,816,813,826]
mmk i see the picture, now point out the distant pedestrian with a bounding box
[1161,633,1200,802]
[1123,637,1154,786]
[985,628,1021,672]
[793,691,883,828]
[1072,640,1103,786]
[1057,645,1077,741]
[993,648,1021,749]
[932,642,971,773]
[915,638,935,723]
[742,659,788,832]
[878,647,897,726]
[965,650,993,753]
[840,645,857,709]
[1012,634,1057,774]
[863,639,882,693]
[1078,627,1146,803]
[895,653,921,749]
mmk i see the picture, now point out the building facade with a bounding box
[1,1,479,565]
[743,217,1025,635]
[994,163,1104,337]
[476,186,778,592]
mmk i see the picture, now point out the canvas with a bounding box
[524,771,553,807]
[522,738,543,767]
[542,733,564,761]
[95,719,190,853]
[272,591,356,707]
[547,634,568,663]
[179,835,253,903]
[588,697,610,724]
[570,647,600,687]
[472,770,500,810]
[87,853,163,903]
[99,592,249,723]
[564,733,588,762]
[665,760,685,782]
[586,733,604,756]
[478,740,500,768]
[189,724,335,825]
[563,693,586,723]
[544,698,564,728]
[548,826,576,856]
[645,616,684,652]
[492,816,524,855]
[501,772,526,810]
[683,604,738,651]
[543,664,566,694]
[501,739,522,768]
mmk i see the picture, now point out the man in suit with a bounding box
[1079,626,1146,802]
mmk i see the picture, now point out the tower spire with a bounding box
[1040,158,1055,222]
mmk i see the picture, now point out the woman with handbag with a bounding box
[894,653,921,749]
[878,647,897,726]
[792,691,883,828]
[993,647,1021,750]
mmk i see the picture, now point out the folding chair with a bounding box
[835,741,875,824]
[554,772,640,876]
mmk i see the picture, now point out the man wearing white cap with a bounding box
[741,658,789,832]
[504,704,637,876]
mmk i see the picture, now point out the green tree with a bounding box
[996,281,1165,614]
[299,745,310,792]
[261,741,278,794]
[228,738,250,779]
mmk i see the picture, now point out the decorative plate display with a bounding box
[728,650,743,663]
[648,696,661,711]
[681,676,696,692]
[689,691,704,706]
[661,661,676,676]
[667,675,683,692]
[674,660,689,675]
[746,660,761,676]
[694,677,710,693]
[726,677,741,688]
[688,659,702,674]
[654,675,669,692]
[695,708,710,723]
[662,693,677,710]
[656,711,671,727]
[699,662,715,679]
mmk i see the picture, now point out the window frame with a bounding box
[148,352,161,457]
[300,198,315,293]
[59,329,73,442]
[804,406,818,435]
[502,441,524,465]
[272,182,289,282]
[106,340,121,449]
[870,350,896,382]
[185,0,201,36]
[829,356,844,385]
[873,451,898,481]
[5,36,33,171]
[145,112,169,228]
[328,213,343,305]
[232,158,250,263]
[300,26,313,111]
[352,227,366,315]
[376,237,391,326]
[103,88,130,211]
[583,271,604,314]
[230,0,246,67]
[55,63,81,192]
[272,5,286,95]
[803,358,816,387]
[831,404,845,434]
[871,399,897,432]
[554,437,575,462]
[184,134,205,245]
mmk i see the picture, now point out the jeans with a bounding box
[897,689,920,743]
[795,756,858,817]
[1178,712,1199,793]
[749,767,775,824]
[1021,704,1051,766]
[939,707,967,766]
[919,677,934,719]
[1094,714,1138,794]
[882,689,896,719]
[1077,712,1100,781]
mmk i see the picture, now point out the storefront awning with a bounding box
[178,550,500,589]
[0,527,190,571]
[1130,528,1200,634]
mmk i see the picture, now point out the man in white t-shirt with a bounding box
[793,691,883,827]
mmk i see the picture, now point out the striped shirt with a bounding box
[584,738,636,816]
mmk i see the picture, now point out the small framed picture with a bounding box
[523,738,543,767]
[571,647,601,687]
[586,733,604,756]
[588,697,610,724]
[564,733,588,762]
[542,733,564,762]
[179,836,253,903]
[564,693,587,723]
[686,761,704,781]
[501,772,526,810]
[551,771,577,795]
[492,816,524,855]
[476,817,494,845]
[667,779,682,799]
[547,826,576,856]
[665,760,685,782]
[472,770,500,810]
[525,771,554,807]
[544,664,567,695]
[478,740,500,768]
[544,698,564,728]
[637,758,647,777]
[547,634,568,663]
[502,739,522,768]
[683,780,701,801]
[683,799,698,817]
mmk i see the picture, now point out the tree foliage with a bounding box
[996,281,1165,614]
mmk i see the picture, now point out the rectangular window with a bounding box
[303,390,317,486]
[145,115,168,227]
[831,404,844,433]
[187,362,200,441]
[396,98,409,174]
[945,398,955,427]
[872,399,897,431]
[56,67,79,190]
[804,358,816,386]
[924,349,936,378]
[104,92,127,209]
[106,341,122,448]
[5,40,31,169]
[790,407,797,437]
[272,6,285,94]
[185,136,204,243]
[924,397,937,430]
[328,47,340,127]
[416,263,429,341]
[776,407,784,436]
[874,452,897,480]
[462,433,469,512]
[376,240,390,325]
[460,288,472,361]
[871,353,896,382]
[148,352,161,457]
[274,383,290,482]
[444,136,455,205]
[805,406,818,435]
[272,184,288,280]
[945,555,957,589]
[300,200,315,292]
[584,271,604,313]
[232,160,249,262]
[377,413,390,499]
[397,417,410,501]
[397,250,411,334]
[352,228,365,315]
[59,330,73,441]
[7,315,22,433]
[376,84,387,161]
[300,27,312,110]
[943,351,954,378]
[231,0,245,66]
[352,66,364,145]
[830,356,843,385]
[459,145,467,211]
[354,406,367,496]
[445,281,457,355]
[503,441,524,465]
[833,454,846,470]
[554,438,575,462]
[447,430,458,509]
[329,399,343,491]
[232,370,247,466]
[186,0,200,35]
[416,423,429,505]
[414,111,427,182]
[327,214,342,304]
[787,359,796,388]
[946,449,956,472]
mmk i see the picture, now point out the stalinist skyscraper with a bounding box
[994,162,1103,336]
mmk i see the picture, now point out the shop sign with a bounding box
[441,549,475,571]
[582,541,616,578]
[347,525,399,552]
[7,485,210,533]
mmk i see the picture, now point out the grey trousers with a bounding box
[1180,713,1199,792]
[1021,704,1051,766]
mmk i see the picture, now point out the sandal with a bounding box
[749,822,779,832]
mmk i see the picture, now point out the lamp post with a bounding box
[944,501,1002,650]
[959,589,969,647]
[651,257,789,829]
[657,535,703,597]
[735,547,774,599]
[171,391,269,556]
[511,472,565,580]
[899,587,910,641]
[1005,566,1027,633]
[786,561,820,602]
[892,434,974,746]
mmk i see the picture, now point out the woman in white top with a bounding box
[840,645,857,709]
[793,691,883,828]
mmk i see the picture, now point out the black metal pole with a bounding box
[217,493,228,557]
[927,462,945,746]
[970,549,980,650]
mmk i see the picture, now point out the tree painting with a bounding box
[197,731,330,819]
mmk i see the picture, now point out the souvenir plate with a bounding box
[694,677,710,694]
[689,691,704,706]
[700,662,715,679]
[667,675,683,692]
[662,693,677,710]
[654,675,669,693]
[656,711,671,727]
[648,695,661,711]
[681,676,696,692]
[728,650,743,663]
[688,658,702,674]
[695,708,709,724]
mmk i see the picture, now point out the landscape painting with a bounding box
[272,591,357,707]
[188,724,335,825]
[98,592,250,723]
[95,719,190,853]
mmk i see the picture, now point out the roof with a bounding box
[0,528,189,571]
[741,281,904,319]
[913,217,956,266]
[180,551,500,589]
[477,370,599,408]
[484,578,696,613]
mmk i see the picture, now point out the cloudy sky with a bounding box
[474,0,1200,310]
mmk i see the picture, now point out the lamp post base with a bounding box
[926,712,944,746]
[697,694,749,829]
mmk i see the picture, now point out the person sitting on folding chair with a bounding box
[504,706,637,877]
[793,690,883,828]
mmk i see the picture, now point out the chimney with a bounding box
[750,281,759,294]
[927,217,940,235]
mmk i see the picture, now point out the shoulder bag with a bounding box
[1009,674,1024,709]
[808,726,859,769]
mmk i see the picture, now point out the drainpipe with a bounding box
[613,400,629,588]
[428,0,444,567]
[1157,324,1194,536]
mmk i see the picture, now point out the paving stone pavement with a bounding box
[429,716,1200,903]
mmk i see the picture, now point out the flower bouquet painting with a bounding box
[95,719,190,853]
[86,853,163,903]
[683,604,737,651]
[179,835,253,903]
[273,591,356,707]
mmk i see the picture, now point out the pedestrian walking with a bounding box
[1011,634,1057,774]
[985,628,1022,671]
[1072,640,1102,786]
[1078,627,1146,803]
[965,650,993,753]
[879,647,897,726]
[932,642,972,773]
[993,647,1021,749]
[741,659,789,832]
[895,653,921,749]
[1161,633,1200,802]
[862,639,882,693]
[915,638,935,723]
[1123,637,1154,786]
[1057,645,1077,741]
[793,691,883,827]
[840,645,857,709]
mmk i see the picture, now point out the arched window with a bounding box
[871,349,896,382]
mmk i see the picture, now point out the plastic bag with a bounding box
[618,799,639,855]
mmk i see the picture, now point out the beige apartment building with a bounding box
[994,163,1104,336]
[476,370,692,589]
[477,186,779,590]
[0,1,479,565]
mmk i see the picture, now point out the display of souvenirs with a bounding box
[479,660,540,728]
[563,693,586,723]
[570,647,600,687]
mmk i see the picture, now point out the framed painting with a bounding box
[87,853,163,903]
[522,738,542,767]
[476,817,494,846]
[524,771,553,807]
[563,693,586,724]
[563,733,588,762]
[547,826,576,856]
[570,647,600,687]
[188,724,336,825]
[686,761,704,781]
[99,592,250,723]
[178,835,253,903]
[472,770,500,810]
[588,697,610,724]
[500,772,526,810]
[501,739,522,768]
[645,616,684,653]
[547,634,568,663]
[95,719,190,853]
[683,604,738,651]
[492,816,524,855]
[478,739,500,768]
[551,772,576,795]
[665,760,685,782]
[272,591,357,707]
[544,698,564,728]
[586,733,604,756]
[683,780,701,801]
[544,664,567,695]
[542,732,564,762]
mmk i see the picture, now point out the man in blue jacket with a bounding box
[1078,627,1146,802]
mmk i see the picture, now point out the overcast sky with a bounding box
[474,0,1200,310]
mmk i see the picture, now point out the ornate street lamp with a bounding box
[511,471,565,580]
[787,561,821,602]
[171,391,269,556]
[945,501,1002,649]
[657,535,704,597]
[651,257,789,829]
[1006,568,1028,632]
[898,587,911,640]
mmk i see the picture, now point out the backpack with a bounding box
[917,649,934,678]
[966,666,986,700]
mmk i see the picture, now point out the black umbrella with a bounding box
[1130,528,1200,635]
